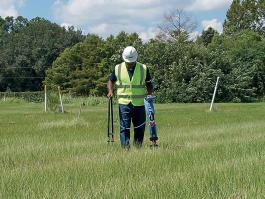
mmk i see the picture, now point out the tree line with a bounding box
[1,0,265,102]
[0,16,84,91]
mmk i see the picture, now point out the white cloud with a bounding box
[90,23,158,41]
[187,0,232,11]
[202,19,223,33]
[0,0,25,17]
[52,0,188,40]
[139,27,160,42]
[90,23,108,35]
[61,22,72,28]
[189,31,200,41]
[53,0,166,26]
[53,0,232,40]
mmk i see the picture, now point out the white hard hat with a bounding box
[122,46,138,63]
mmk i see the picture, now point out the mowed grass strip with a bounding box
[0,102,265,198]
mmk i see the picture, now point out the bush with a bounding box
[0,92,44,103]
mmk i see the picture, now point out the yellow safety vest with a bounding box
[115,62,147,106]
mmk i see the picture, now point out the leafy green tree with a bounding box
[45,32,143,96]
[224,0,265,35]
[208,30,265,102]
[2,9,264,103]
[200,27,218,46]
[0,16,84,92]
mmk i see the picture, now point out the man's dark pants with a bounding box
[119,102,146,147]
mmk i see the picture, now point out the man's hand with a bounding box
[107,80,114,98]
[107,91,113,98]
[146,81,153,96]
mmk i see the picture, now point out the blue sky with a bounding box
[0,0,233,40]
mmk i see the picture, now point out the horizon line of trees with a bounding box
[0,16,85,91]
[1,0,265,103]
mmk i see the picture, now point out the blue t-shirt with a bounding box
[109,65,152,83]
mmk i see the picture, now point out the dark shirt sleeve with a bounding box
[145,66,153,94]
[145,67,152,82]
[109,69,117,82]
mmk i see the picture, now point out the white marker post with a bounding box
[58,86,64,113]
[44,85,47,112]
[210,77,220,112]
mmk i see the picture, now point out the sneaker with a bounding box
[150,140,158,148]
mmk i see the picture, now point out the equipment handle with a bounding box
[107,97,115,142]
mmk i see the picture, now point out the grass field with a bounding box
[1,100,265,198]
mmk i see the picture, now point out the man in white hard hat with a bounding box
[107,46,157,149]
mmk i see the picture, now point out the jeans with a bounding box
[119,103,146,147]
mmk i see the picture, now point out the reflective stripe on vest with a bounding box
[117,95,146,99]
[116,85,145,89]
[139,64,144,85]
[118,64,122,86]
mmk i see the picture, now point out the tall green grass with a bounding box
[0,101,265,198]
